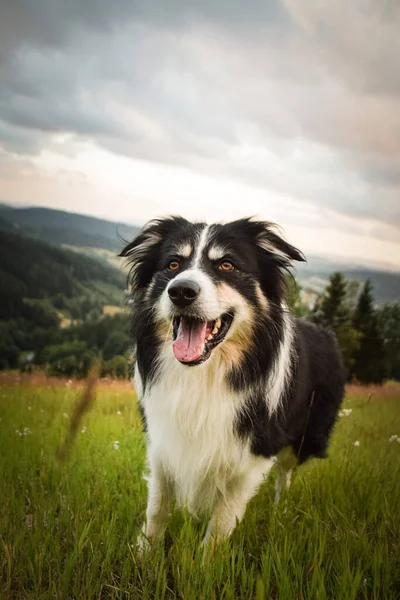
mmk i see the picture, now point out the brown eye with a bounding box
[220,261,234,271]
[168,261,180,271]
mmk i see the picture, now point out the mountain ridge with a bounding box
[0,205,139,253]
[0,204,399,305]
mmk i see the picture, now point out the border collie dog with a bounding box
[120,217,345,550]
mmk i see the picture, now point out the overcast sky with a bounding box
[0,0,399,267]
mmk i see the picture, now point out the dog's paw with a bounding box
[134,523,156,560]
[136,533,152,557]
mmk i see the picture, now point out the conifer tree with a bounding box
[352,280,386,384]
[376,303,400,381]
[311,272,359,378]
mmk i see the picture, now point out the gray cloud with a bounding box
[0,0,399,232]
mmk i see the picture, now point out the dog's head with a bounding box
[120,217,305,367]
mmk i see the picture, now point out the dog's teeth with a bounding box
[207,334,213,340]
[212,327,219,335]
[201,344,205,353]
[215,318,221,329]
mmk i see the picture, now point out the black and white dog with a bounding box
[120,217,345,549]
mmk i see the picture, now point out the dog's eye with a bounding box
[219,261,234,271]
[168,261,180,271]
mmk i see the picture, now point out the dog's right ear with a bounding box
[119,220,163,290]
[119,216,186,290]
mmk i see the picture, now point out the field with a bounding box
[1,376,399,599]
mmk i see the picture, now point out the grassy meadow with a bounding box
[0,375,399,599]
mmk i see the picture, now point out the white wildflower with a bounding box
[117,410,122,416]
[62,413,68,418]
[113,440,120,451]
[16,427,31,436]
[353,440,360,447]
[389,435,399,442]
[81,426,87,434]
[339,408,353,417]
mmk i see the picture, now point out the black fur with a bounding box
[236,321,345,463]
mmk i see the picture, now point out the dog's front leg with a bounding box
[202,457,275,548]
[274,447,298,505]
[137,462,172,554]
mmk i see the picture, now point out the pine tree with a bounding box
[319,272,349,328]
[352,280,386,384]
[376,303,400,381]
[285,274,309,317]
[311,272,360,378]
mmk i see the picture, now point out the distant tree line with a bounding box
[287,272,400,384]
[0,309,131,378]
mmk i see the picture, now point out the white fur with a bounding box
[266,305,295,414]
[134,362,144,400]
[257,238,289,260]
[174,243,192,258]
[141,346,252,516]
[208,245,226,261]
[193,225,211,268]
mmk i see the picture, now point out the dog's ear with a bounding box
[258,228,306,262]
[119,217,186,289]
[256,225,306,264]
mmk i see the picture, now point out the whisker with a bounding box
[162,320,173,352]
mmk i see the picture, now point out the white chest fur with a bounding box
[137,349,252,516]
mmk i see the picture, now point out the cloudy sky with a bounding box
[0,0,399,267]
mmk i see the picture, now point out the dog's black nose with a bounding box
[168,279,200,307]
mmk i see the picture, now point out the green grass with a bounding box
[1,380,399,599]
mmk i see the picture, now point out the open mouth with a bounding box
[172,312,234,366]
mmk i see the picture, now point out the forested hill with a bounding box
[1,205,399,305]
[296,261,400,306]
[0,230,125,320]
[0,205,139,253]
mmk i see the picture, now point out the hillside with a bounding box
[0,230,131,373]
[0,230,126,321]
[295,258,400,306]
[0,205,139,253]
[1,204,399,305]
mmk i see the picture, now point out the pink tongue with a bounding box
[172,318,207,363]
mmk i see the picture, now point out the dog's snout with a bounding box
[168,279,200,307]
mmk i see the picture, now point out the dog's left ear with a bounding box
[256,222,306,264]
